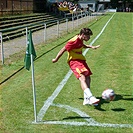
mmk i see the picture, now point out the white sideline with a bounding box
[37,13,115,122]
[34,121,132,128]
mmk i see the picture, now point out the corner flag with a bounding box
[24,30,37,122]
[24,30,37,70]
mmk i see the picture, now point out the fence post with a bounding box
[77,15,79,27]
[90,13,92,21]
[0,32,4,65]
[26,27,28,46]
[72,15,74,29]
[44,23,47,42]
[57,20,59,37]
[80,11,82,25]
[87,12,89,22]
[66,19,68,33]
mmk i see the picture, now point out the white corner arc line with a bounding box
[37,13,115,122]
[48,103,132,128]
[52,103,98,124]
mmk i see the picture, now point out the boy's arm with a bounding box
[52,46,66,63]
[83,44,100,49]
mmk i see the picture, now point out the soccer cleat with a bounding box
[83,98,90,105]
[89,96,100,105]
[83,96,100,106]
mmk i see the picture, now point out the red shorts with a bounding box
[68,60,92,79]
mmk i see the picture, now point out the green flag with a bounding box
[24,30,37,70]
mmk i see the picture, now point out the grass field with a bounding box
[0,12,133,133]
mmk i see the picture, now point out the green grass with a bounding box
[0,12,133,133]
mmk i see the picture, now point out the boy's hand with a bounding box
[52,58,57,63]
[92,45,100,49]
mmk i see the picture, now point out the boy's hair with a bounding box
[79,28,93,35]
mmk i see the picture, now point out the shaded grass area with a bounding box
[0,12,133,133]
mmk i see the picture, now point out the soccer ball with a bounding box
[102,89,115,102]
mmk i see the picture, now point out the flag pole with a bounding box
[31,54,37,122]
[25,30,37,122]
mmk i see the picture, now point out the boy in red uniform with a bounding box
[52,28,100,105]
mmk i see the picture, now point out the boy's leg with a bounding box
[79,74,100,105]
[79,74,90,91]
[69,60,100,105]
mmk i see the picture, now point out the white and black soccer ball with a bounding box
[102,89,115,102]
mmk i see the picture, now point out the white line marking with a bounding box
[37,70,72,121]
[83,13,115,56]
[36,102,132,128]
[49,103,132,128]
[52,103,98,124]
[36,13,132,128]
[33,121,132,128]
[37,13,115,121]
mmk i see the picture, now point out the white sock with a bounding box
[84,88,93,99]
[84,91,88,99]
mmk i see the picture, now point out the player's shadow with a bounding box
[113,94,133,101]
[96,94,133,111]
[111,94,132,112]
[94,97,108,111]
[62,116,91,121]
[111,108,125,111]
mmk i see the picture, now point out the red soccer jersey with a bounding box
[65,35,86,62]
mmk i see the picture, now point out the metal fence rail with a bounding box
[0,12,97,65]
